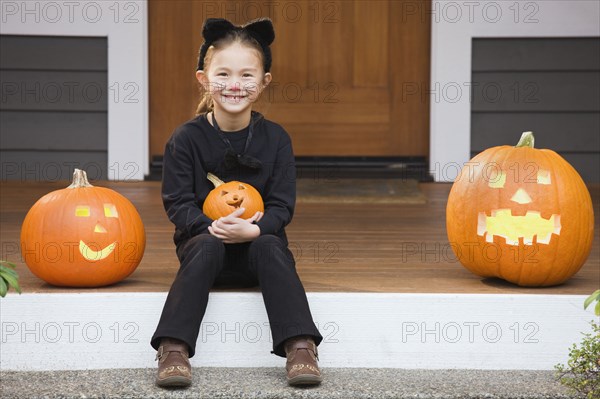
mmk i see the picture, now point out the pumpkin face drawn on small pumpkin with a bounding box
[221,184,248,209]
[21,169,146,287]
[202,173,264,220]
[446,132,594,287]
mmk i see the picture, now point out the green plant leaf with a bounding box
[584,290,600,310]
[554,321,600,397]
[0,277,7,297]
[0,271,21,294]
[595,301,600,317]
[0,264,18,278]
[0,260,17,269]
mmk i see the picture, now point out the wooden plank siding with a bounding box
[471,37,600,182]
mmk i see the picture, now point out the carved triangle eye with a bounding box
[238,185,246,190]
[220,190,228,196]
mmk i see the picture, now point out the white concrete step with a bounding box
[0,292,595,371]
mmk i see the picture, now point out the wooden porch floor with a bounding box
[1,181,598,294]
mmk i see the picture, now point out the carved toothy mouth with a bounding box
[79,240,117,261]
[477,209,561,246]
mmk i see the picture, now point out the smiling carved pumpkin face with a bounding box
[21,169,146,287]
[446,132,594,287]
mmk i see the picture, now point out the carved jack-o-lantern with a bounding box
[21,169,146,287]
[202,173,264,219]
[446,132,594,287]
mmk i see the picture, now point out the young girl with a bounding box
[150,18,323,388]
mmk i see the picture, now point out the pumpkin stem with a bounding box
[516,131,535,148]
[207,173,224,188]
[68,168,93,188]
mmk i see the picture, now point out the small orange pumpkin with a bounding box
[20,169,146,287]
[202,173,264,219]
[446,132,594,287]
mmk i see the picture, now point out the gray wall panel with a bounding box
[0,70,107,111]
[473,38,600,72]
[0,35,108,181]
[0,35,107,71]
[471,112,600,152]
[471,38,600,182]
[0,111,107,151]
[471,71,600,112]
[559,153,600,184]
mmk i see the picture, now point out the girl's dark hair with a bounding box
[195,18,275,115]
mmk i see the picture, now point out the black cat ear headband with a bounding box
[197,18,275,72]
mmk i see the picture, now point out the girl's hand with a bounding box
[208,208,262,243]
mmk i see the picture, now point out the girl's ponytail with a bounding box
[195,90,214,115]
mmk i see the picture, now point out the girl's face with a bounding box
[197,42,271,117]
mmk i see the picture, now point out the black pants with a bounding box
[151,234,322,357]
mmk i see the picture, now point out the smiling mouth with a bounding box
[477,209,561,246]
[79,240,117,261]
[221,94,247,102]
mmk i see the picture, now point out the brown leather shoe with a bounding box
[285,336,322,386]
[155,338,192,388]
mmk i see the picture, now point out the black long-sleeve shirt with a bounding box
[161,112,296,246]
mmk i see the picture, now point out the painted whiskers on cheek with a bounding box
[206,81,226,93]
[244,82,264,102]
